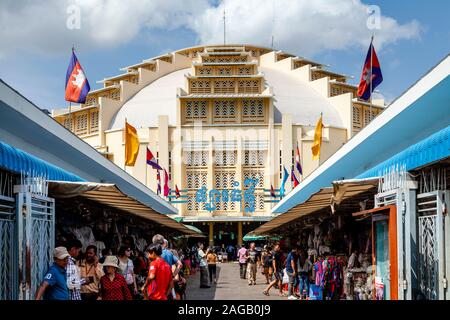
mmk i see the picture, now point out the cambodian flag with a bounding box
[295,142,303,176]
[291,168,300,188]
[357,39,383,101]
[163,169,170,197]
[146,148,162,170]
[175,185,181,199]
[156,171,161,195]
[65,49,90,104]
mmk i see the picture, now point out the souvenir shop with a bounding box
[256,179,398,300]
[48,181,195,256]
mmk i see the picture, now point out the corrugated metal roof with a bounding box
[0,141,84,182]
[357,125,450,179]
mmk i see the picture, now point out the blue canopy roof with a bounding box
[357,125,450,179]
[0,141,84,182]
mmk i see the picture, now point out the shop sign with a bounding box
[195,178,258,213]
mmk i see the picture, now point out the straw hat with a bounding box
[102,255,119,268]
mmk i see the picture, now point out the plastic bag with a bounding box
[282,269,289,284]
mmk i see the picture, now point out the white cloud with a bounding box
[0,0,208,57]
[0,0,422,58]
[190,0,422,56]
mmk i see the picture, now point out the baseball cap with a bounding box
[53,247,70,260]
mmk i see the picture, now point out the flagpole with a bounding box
[319,112,322,165]
[124,118,127,170]
[369,35,374,123]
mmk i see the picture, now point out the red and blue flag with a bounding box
[156,171,161,195]
[357,40,383,101]
[146,148,162,170]
[291,167,300,188]
[295,142,303,176]
[65,49,90,104]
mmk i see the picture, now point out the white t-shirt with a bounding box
[118,258,134,285]
[198,249,207,267]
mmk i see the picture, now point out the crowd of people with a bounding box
[237,242,355,300]
[36,236,355,301]
[35,234,188,301]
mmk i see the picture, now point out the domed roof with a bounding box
[109,66,344,130]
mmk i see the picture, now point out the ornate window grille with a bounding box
[237,80,260,94]
[187,193,206,211]
[84,96,97,106]
[75,113,88,135]
[214,80,235,94]
[184,100,208,123]
[238,67,252,75]
[213,170,237,212]
[185,151,208,167]
[218,67,232,76]
[330,84,357,97]
[215,150,237,167]
[62,117,73,131]
[244,150,265,167]
[213,100,237,123]
[242,99,265,123]
[243,169,265,212]
[186,170,207,189]
[190,80,211,94]
[352,105,362,129]
[90,110,99,133]
[198,67,212,75]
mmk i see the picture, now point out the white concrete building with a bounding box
[52,45,385,245]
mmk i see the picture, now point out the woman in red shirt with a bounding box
[99,256,132,300]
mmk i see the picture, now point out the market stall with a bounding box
[249,178,381,300]
[48,181,199,254]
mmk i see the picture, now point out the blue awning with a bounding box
[357,125,450,179]
[0,141,84,182]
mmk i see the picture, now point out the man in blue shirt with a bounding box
[35,247,70,300]
[285,246,299,300]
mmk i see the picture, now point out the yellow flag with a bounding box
[311,114,323,160]
[124,121,139,166]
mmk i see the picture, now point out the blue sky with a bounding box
[0,0,449,109]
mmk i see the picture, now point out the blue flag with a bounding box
[279,166,289,199]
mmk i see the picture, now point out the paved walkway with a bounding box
[185,262,285,300]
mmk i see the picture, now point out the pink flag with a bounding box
[163,169,170,197]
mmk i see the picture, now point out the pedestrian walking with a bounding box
[117,246,138,298]
[35,247,70,300]
[263,244,286,297]
[206,248,218,284]
[78,245,104,301]
[286,246,299,300]
[237,245,247,279]
[261,246,273,284]
[246,242,259,285]
[197,243,210,288]
[99,256,132,300]
[66,239,84,300]
[298,250,312,299]
[142,243,173,300]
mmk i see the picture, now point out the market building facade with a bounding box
[52,44,385,246]
[251,54,450,300]
[0,80,195,300]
